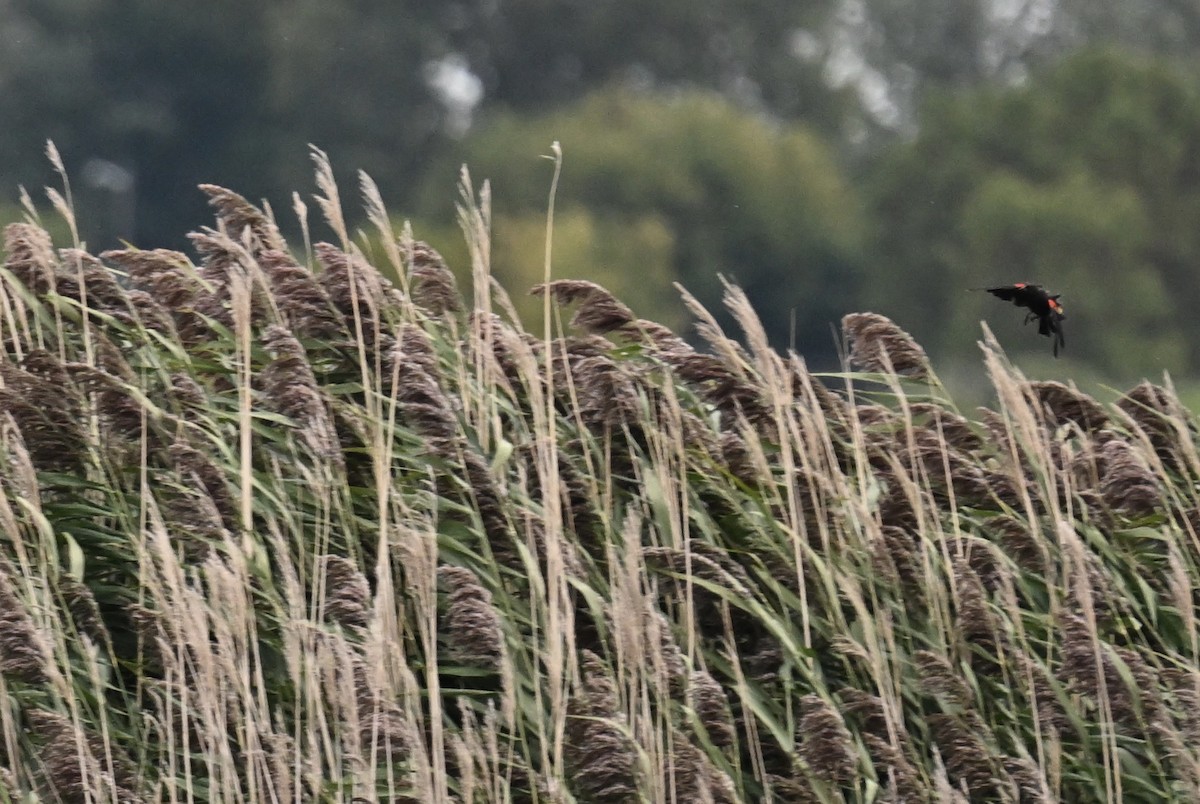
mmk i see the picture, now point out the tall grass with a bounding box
[0,150,1198,803]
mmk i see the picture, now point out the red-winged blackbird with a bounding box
[983,283,1065,357]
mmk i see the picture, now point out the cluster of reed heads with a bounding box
[0,153,1198,803]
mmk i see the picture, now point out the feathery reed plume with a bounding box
[3,221,56,295]
[797,693,857,786]
[842,312,931,379]
[257,249,348,339]
[27,709,142,804]
[167,373,209,427]
[619,317,690,352]
[161,485,227,560]
[56,248,130,313]
[198,183,287,253]
[1163,668,1200,746]
[669,737,739,804]
[953,558,998,652]
[1059,609,1164,730]
[58,575,108,647]
[188,229,247,286]
[915,650,972,706]
[120,289,177,336]
[398,367,459,441]
[438,565,505,671]
[571,353,640,430]
[1002,755,1054,804]
[314,241,402,327]
[467,311,526,387]
[564,650,639,801]
[408,240,463,316]
[262,731,298,804]
[1026,381,1108,433]
[1097,437,1162,517]
[0,560,51,682]
[837,687,888,738]
[63,362,146,443]
[988,516,1046,580]
[1117,380,1193,471]
[872,524,923,594]
[718,429,764,486]
[688,668,736,748]
[101,248,203,338]
[430,438,522,569]
[167,440,237,527]
[790,353,847,419]
[909,402,982,453]
[838,689,926,802]
[875,478,921,530]
[350,658,415,767]
[394,322,440,379]
[556,450,603,550]
[531,279,636,334]
[321,555,371,630]
[1057,609,1105,705]
[644,547,754,607]
[927,714,1005,799]
[260,325,343,464]
[0,356,87,472]
[659,351,771,429]
[887,427,992,506]
[640,607,688,700]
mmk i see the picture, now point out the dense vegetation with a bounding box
[0,158,1198,802]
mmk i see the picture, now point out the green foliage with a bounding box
[442,0,846,126]
[425,87,865,362]
[869,48,1200,377]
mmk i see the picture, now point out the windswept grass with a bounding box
[0,150,1198,802]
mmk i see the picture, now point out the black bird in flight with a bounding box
[983,283,1065,357]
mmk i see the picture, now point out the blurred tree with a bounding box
[837,0,1200,141]
[867,48,1200,376]
[0,1,466,249]
[445,0,850,132]
[0,0,856,253]
[0,1,276,248]
[420,87,864,363]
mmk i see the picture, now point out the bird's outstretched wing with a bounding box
[985,283,1039,307]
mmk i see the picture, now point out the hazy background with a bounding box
[3,0,1200,397]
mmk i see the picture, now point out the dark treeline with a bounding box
[3,0,1200,376]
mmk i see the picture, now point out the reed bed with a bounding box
[0,152,1198,803]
